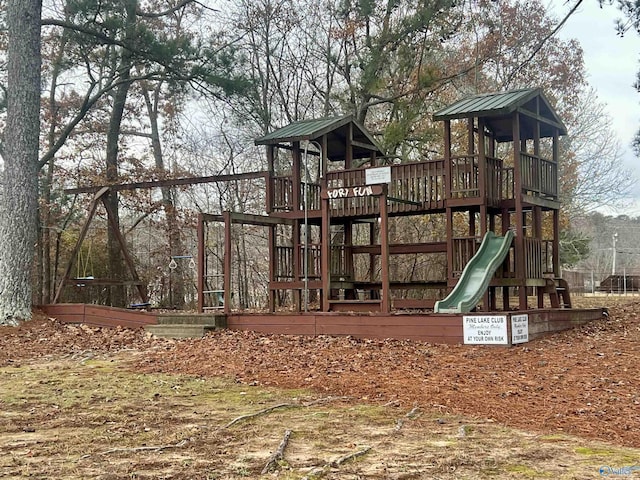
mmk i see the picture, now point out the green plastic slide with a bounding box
[434,230,514,314]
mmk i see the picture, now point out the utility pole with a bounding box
[612,232,618,276]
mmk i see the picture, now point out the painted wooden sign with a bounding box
[510,314,529,344]
[365,166,392,185]
[462,315,508,345]
[322,184,384,199]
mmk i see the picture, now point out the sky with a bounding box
[551,0,640,214]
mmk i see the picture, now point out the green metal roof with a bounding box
[255,116,352,145]
[433,88,567,140]
[255,114,383,161]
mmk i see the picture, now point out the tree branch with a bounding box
[506,0,584,86]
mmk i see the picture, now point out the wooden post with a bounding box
[292,220,301,310]
[197,213,205,313]
[478,118,487,201]
[513,112,527,310]
[321,197,330,311]
[380,186,390,313]
[346,122,353,169]
[268,224,276,312]
[444,120,452,199]
[446,208,454,288]
[553,209,560,277]
[502,208,510,311]
[266,145,274,213]
[223,211,232,315]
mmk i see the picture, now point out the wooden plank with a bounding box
[392,299,436,309]
[226,314,315,326]
[42,303,86,315]
[84,305,157,325]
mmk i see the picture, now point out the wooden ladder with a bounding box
[545,278,572,308]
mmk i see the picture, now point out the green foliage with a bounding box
[559,229,591,268]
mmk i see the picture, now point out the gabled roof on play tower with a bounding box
[433,88,567,141]
[255,114,383,161]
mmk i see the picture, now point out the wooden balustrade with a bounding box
[450,156,479,198]
[525,237,543,279]
[542,240,554,275]
[301,182,321,210]
[325,160,445,216]
[272,176,293,210]
[271,153,553,215]
[299,243,321,279]
[275,244,322,281]
[520,153,557,198]
[452,236,480,277]
[275,246,293,280]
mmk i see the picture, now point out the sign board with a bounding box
[463,315,508,345]
[365,166,391,185]
[510,314,529,344]
[322,184,383,199]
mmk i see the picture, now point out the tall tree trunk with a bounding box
[141,82,186,308]
[106,0,136,307]
[41,23,70,305]
[0,0,42,324]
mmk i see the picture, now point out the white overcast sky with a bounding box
[550,0,640,213]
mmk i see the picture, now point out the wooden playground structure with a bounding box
[46,88,606,344]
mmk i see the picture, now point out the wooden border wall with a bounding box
[226,308,606,345]
[42,304,605,345]
[42,304,158,329]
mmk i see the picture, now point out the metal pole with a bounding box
[612,232,618,276]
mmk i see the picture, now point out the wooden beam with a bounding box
[201,212,295,227]
[65,171,268,195]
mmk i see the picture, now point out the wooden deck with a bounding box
[42,304,606,346]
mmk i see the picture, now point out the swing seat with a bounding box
[129,302,151,309]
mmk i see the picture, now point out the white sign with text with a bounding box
[365,166,391,185]
[463,315,508,345]
[510,314,529,344]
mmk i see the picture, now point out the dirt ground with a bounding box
[1,297,640,478]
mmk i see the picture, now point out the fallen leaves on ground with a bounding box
[2,300,639,448]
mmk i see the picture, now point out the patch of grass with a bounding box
[505,464,547,477]
[1,356,640,479]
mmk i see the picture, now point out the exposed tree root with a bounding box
[261,429,292,474]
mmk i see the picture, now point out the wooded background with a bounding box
[1,0,639,315]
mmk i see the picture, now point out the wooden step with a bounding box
[157,314,226,326]
[144,324,220,339]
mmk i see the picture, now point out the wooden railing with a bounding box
[450,156,479,198]
[300,243,321,279]
[452,236,480,277]
[301,182,321,211]
[275,246,293,280]
[325,160,445,216]
[272,176,293,211]
[520,153,557,198]
[525,238,543,279]
[542,240,554,275]
[330,245,347,278]
[275,244,322,281]
[271,153,555,215]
